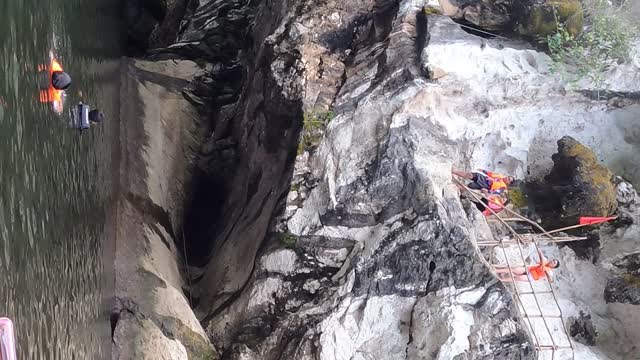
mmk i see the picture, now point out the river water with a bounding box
[0,0,122,358]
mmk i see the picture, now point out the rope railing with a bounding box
[453,176,575,360]
[476,236,588,247]
[489,216,613,236]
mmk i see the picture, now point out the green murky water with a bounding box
[0,0,122,358]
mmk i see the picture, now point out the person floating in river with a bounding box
[37,53,72,114]
[452,168,514,194]
[69,102,104,132]
[493,246,560,283]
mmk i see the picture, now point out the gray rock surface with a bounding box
[195,1,536,358]
[116,0,640,358]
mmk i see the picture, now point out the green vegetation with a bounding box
[423,6,442,16]
[278,232,298,249]
[562,139,616,217]
[507,188,528,209]
[545,0,638,88]
[298,110,334,155]
[160,316,219,360]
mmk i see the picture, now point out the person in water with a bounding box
[70,102,104,131]
[38,57,71,114]
[87,109,105,128]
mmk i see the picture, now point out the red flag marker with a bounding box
[578,216,618,225]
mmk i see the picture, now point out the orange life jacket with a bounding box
[38,60,64,103]
[484,171,504,178]
[528,262,553,281]
[481,171,509,192]
[489,178,508,192]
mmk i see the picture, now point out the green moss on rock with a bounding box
[298,110,334,154]
[423,6,442,16]
[507,188,528,209]
[278,232,298,249]
[518,0,584,37]
[160,316,219,360]
[530,136,617,229]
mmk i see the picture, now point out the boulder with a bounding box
[605,275,640,305]
[437,0,583,36]
[438,0,515,31]
[516,0,584,37]
[529,136,617,229]
[568,310,598,346]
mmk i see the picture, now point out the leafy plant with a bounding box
[278,232,297,249]
[298,110,334,155]
[545,0,637,89]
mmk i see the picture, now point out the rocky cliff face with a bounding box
[117,0,640,359]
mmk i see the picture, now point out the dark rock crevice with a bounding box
[169,0,305,269]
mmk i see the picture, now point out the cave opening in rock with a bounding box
[183,169,230,267]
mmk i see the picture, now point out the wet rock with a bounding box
[604,253,640,305]
[528,136,617,229]
[569,311,598,346]
[604,275,640,305]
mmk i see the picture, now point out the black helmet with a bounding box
[88,109,105,123]
[52,71,71,90]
